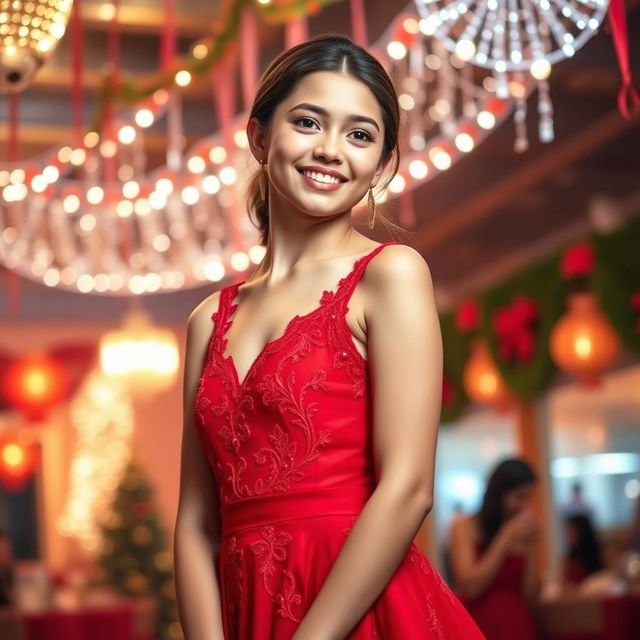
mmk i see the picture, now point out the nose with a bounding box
[313,131,342,164]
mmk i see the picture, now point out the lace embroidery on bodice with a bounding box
[194,242,402,506]
[213,244,395,391]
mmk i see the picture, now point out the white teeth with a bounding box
[302,170,341,185]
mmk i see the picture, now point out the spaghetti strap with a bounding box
[211,284,236,341]
[337,241,405,309]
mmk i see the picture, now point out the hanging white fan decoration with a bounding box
[413,0,611,150]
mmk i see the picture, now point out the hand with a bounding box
[499,510,539,552]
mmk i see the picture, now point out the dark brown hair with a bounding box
[246,33,408,245]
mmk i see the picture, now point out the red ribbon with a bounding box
[607,0,640,119]
[211,54,242,248]
[7,92,20,318]
[285,16,308,49]
[70,0,84,149]
[349,0,368,47]
[161,0,176,71]
[240,7,258,110]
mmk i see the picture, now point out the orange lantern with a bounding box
[550,291,620,387]
[463,339,512,412]
[3,350,69,420]
[0,432,40,491]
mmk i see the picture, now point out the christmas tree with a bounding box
[93,451,183,640]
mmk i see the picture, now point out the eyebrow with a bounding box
[287,102,380,132]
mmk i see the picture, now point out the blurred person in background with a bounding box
[449,458,541,640]
[0,525,15,606]
[562,514,603,588]
[561,481,594,520]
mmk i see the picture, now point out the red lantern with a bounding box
[3,350,69,421]
[550,292,620,386]
[0,432,40,491]
[463,339,512,412]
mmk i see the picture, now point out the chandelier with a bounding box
[0,0,74,93]
[99,306,179,400]
[413,0,611,150]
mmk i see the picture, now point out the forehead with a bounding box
[277,70,383,123]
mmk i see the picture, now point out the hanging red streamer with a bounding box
[607,0,640,119]
[285,16,308,49]
[349,0,368,47]
[161,0,176,70]
[240,7,259,110]
[70,0,84,149]
[7,92,20,317]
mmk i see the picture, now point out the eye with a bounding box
[293,117,375,142]
[350,130,375,143]
[294,117,319,129]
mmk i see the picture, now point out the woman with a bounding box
[174,34,485,640]
[449,458,541,640]
[563,514,602,587]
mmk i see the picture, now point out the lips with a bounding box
[296,165,349,182]
[297,168,347,192]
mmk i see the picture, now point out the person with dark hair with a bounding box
[0,526,15,606]
[449,458,541,639]
[174,33,485,640]
[563,514,603,586]
[561,481,594,520]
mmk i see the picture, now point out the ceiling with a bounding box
[1,0,639,325]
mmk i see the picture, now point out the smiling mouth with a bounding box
[297,168,348,185]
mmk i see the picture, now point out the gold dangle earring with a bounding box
[259,161,268,200]
[367,186,376,229]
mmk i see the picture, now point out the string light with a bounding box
[0,6,518,295]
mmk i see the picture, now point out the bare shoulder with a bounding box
[364,243,433,290]
[360,243,435,317]
[187,289,222,335]
[451,513,480,541]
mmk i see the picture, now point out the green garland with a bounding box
[440,213,640,423]
[592,215,640,359]
[440,313,471,424]
[93,0,345,131]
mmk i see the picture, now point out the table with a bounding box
[0,601,141,640]
[534,592,640,640]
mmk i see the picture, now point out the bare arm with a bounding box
[449,517,511,599]
[174,300,226,640]
[292,245,442,640]
[522,537,541,603]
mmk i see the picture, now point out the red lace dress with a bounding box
[194,241,486,639]
[460,542,538,640]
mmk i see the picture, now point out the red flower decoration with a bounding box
[560,243,595,279]
[455,299,480,333]
[631,291,640,333]
[442,374,455,407]
[493,296,539,364]
[133,501,150,518]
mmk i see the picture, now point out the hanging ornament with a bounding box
[463,339,512,412]
[0,430,40,491]
[414,0,610,149]
[99,306,179,400]
[550,291,620,387]
[3,350,69,420]
[0,0,74,93]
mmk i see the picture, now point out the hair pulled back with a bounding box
[246,34,403,245]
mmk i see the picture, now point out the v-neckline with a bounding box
[217,243,389,389]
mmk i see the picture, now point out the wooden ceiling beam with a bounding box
[27,66,213,100]
[413,109,639,252]
[80,4,214,38]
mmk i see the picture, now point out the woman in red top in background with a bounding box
[449,458,542,639]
